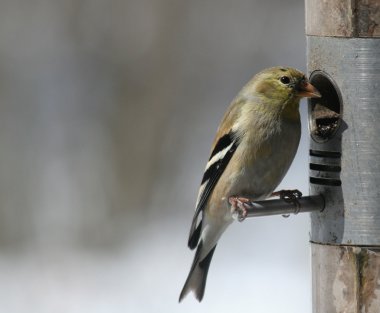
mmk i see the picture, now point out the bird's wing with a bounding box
[188,130,239,249]
[187,97,243,249]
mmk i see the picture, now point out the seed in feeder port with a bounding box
[311,103,340,139]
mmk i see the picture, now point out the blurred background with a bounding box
[0,0,311,312]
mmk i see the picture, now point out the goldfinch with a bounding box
[179,67,321,302]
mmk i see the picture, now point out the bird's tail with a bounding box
[179,242,216,302]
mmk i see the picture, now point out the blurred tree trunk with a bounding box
[0,0,187,248]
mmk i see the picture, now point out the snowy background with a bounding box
[0,0,311,312]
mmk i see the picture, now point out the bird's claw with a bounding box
[229,196,251,222]
[271,189,302,217]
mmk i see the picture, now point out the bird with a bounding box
[179,66,321,302]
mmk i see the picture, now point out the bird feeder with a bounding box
[306,0,380,312]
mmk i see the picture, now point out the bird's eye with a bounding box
[280,76,290,84]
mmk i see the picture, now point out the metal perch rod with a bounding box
[244,195,325,218]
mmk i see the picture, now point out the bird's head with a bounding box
[243,66,321,106]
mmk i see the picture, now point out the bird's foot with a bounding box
[271,189,302,217]
[229,196,251,222]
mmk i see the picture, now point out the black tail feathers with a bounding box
[179,243,217,302]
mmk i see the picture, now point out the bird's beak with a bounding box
[296,81,321,98]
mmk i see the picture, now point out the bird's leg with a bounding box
[271,189,302,217]
[228,196,251,222]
